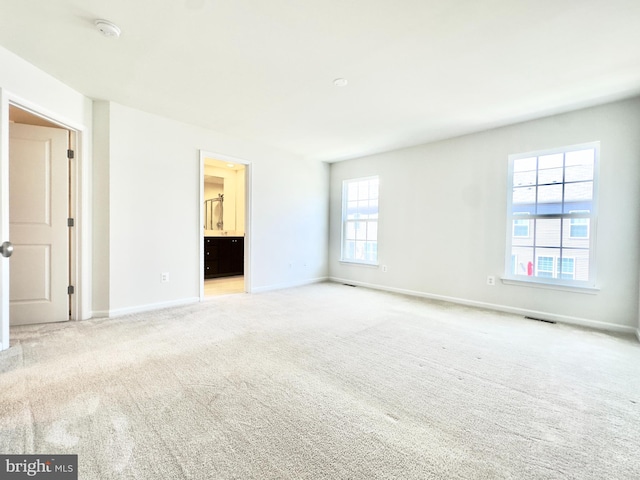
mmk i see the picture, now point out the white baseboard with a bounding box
[93,297,200,319]
[636,328,640,342]
[251,276,328,294]
[329,277,637,336]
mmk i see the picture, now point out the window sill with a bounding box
[501,277,599,295]
[339,260,379,268]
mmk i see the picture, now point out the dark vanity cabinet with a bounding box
[204,236,244,278]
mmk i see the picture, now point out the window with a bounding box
[341,176,379,264]
[569,211,589,238]
[558,257,575,280]
[505,143,598,287]
[513,218,530,237]
[536,256,554,278]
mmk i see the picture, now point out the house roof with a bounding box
[1,0,639,162]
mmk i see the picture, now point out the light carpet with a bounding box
[1,282,639,479]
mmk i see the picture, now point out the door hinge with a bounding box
[67,285,75,295]
[67,149,75,159]
[67,218,74,227]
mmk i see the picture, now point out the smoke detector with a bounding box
[95,20,121,39]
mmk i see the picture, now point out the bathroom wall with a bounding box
[203,162,245,235]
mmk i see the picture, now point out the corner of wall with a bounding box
[91,100,111,315]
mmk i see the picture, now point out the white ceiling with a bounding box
[1,0,640,162]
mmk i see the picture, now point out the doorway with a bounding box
[200,153,250,298]
[8,105,73,325]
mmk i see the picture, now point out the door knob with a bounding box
[0,241,13,258]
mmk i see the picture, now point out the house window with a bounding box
[505,143,598,287]
[341,176,379,264]
[513,218,530,237]
[558,257,575,280]
[569,211,589,238]
[536,256,554,277]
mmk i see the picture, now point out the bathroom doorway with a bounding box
[200,153,250,298]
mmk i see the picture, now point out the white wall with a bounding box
[95,101,329,314]
[92,101,109,314]
[330,98,640,333]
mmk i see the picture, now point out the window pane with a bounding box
[344,240,355,260]
[513,170,536,187]
[367,221,378,241]
[538,153,564,185]
[513,157,537,172]
[535,218,561,247]
[535,249,559,278]
[345,221,356,240]
[512,187,536,214]
[538,153,563,170]
[511,247,534,276]
[565,149,594,182]
[369,199,379,219]
[565,181,593,202]
[513,219,529,237]
[369,180,379,199]
[357,181,369,200]
[365,241,377,262]
[347,182,358,200]
[357,200,369,218]
[536,256,554,277]
[355,221,367,240]
[570,218,588,238]
[558,257,575,280]
[564,248,590,281]
[346,201,358,220]
[512,219,533,246]
[538,167,563,185]
[537,185,562,214]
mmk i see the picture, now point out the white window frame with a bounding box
[504,142,599,289]
[341,176,379,265]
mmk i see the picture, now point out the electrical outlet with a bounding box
[161,272,170,283]
[381,265,388,273]
[486,275,495,286]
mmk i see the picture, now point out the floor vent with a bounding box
[343,283,357,287]
[524,316,556,324]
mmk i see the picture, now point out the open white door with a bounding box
[9,123,69,325]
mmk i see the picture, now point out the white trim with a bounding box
[339,260,379,268]
[199,150,252,299]
[500,277,599,294]
[328,277,635,335]
[95,297,200,318]
[636,328,640,342]
[251,276,328,294]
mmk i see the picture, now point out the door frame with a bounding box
[199,150,252,300]
[0,89,89,351]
